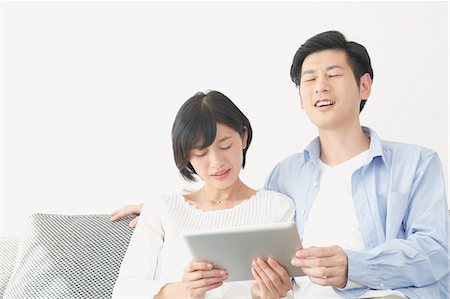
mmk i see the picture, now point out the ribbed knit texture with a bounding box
[113,190,295,299]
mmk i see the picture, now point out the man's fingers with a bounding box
[129,216,139,228]
[296,245,341,258]
[307,275,344,287]
[110,210,125,221]
[110,204,143,221]
[300,265,340,279]
[291,256,336,268]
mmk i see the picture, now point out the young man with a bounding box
[253,31,449,299]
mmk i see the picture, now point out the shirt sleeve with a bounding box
[112,197,169,298]
[344,152,449,291]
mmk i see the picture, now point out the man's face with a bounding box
[298,49,371,131]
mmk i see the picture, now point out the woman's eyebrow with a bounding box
[217,136,232,143]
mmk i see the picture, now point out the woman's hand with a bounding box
[110,203,144,228]
[182,260,228,299]
[251,258,292,299]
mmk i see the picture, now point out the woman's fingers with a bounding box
[252,258,292,298]
[253,260,281,295]
[184,261,213,273]
[182,260,228,298]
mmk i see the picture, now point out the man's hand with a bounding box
[182,260,228,299]
[110,203,144,228]
[250,258,292,299]
[291,245,348,288]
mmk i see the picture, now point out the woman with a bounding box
[112,91,294,299]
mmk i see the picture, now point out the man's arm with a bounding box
[347,152,448,290]
[111,203,143,228]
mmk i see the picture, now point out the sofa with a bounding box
[2,212,449,298]
[1,214,134,298]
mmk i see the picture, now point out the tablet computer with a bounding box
[182,222,304,281]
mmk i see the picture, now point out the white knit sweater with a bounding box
[112,189,295,298]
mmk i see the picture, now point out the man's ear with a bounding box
[359,73,372,100]
[241,127,248,149]
[298,87,304,109]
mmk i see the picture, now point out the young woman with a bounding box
[112,91,294,299]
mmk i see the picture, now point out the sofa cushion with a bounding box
[0,237,20,297]
[3,213,134,299]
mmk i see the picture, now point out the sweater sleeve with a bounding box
[269,191,295,223]
[112,197,169,298]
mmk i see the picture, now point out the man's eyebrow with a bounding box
[326,65,344,71]
[301,65,344,76]
[301,69,316,76]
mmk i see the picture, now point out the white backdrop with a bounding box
[1,1,448,237]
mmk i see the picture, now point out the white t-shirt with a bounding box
[294,150,405,298]
[112,189,295,299]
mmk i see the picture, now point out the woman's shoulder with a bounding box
[141,193,185,214]
[253,189,294,206]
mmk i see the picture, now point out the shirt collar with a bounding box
[304,126,385,165]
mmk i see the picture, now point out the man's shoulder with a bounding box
[274,151,309,169]
[264,150,313,191]
[380,139,438,160]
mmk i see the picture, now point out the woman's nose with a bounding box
[208,149,224,168]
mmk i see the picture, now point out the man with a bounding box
[252,31,449,299]
[112,31,449,298]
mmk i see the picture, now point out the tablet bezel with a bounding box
[182,222,304,281]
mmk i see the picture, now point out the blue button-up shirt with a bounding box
[264,127,449,299]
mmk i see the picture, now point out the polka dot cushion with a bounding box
[3,214,134,298]
[0,237,20,296]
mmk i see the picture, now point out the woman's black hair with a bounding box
[172,90,253,181]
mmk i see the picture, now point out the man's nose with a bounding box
[314,76,330,94]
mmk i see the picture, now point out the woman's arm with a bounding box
[155,261,227,299]
[112,201,168,298]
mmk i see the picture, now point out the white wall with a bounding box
[1,1,448,237]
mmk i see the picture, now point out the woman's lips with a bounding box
[211,169,231,180]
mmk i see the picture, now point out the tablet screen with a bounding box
[183,222,304,281]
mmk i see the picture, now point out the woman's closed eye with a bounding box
[219,143,232,150]
[193,150,207,157]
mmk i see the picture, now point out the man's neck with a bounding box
[318,124,370,167]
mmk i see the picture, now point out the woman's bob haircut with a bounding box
[172,90,253,182]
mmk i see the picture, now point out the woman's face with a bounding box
[188,123,247,190]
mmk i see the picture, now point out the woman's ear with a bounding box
[241,127,248,149]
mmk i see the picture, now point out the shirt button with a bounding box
[313,182,318,188]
